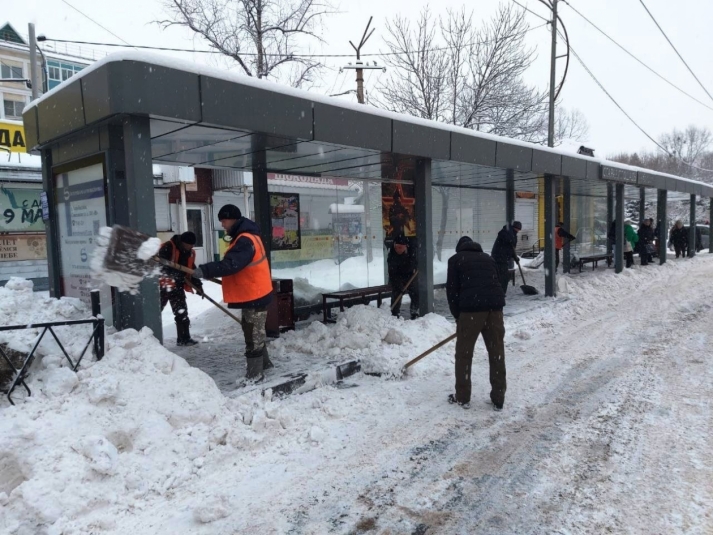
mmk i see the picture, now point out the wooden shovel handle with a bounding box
[402,332,457,371]
[153,256,222,286]
[390,270,419,312]
[184,279,242,325]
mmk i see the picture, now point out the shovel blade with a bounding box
[521,284,539,295]
[103,225,156,278]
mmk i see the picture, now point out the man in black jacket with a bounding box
[491,221,521,294]
[446,237,507,410]
[192,205,274,382]
[387,234,418,319]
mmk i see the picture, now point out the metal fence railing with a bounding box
[0,290,105,405]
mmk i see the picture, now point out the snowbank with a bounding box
[272,305,455,377]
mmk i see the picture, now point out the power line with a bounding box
[40,23,548,60]
[561,0,713,113]
[637,0,713,105]
[59,0,135,48]
[569,43,713,174]
[510,0,550,23]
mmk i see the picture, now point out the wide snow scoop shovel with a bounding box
[517,262,539,295]
[390,270,419,312]
[401,333,457,375]
[103,225,221,285]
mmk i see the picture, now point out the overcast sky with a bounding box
[5,0,713,157]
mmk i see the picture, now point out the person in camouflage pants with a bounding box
[240,309,268,355]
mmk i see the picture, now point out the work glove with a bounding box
[192,266,204,279]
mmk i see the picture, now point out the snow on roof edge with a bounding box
[22,51,713,192]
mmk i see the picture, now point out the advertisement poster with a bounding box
[382,183,416,240]
[0,186,44,232]
[54,162,113,324]
[270,193,301,250]
[0,234,46,261]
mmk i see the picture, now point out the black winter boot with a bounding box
[245,351,264,382]
[261,346,274,370]
[176,322,198,346]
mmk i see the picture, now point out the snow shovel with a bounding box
[401,333,457,375]
[184,279,242,325]
[517,261,539,295]
[390,270,419,312]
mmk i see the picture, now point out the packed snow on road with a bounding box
[1,256,711,534]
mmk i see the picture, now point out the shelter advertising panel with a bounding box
[54,159,113,324]
[0,234,46,261]
[382,183,416,240]
[0,186,44,232]
[270,193,301,250]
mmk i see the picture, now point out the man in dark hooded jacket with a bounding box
[491,221,521,294]
[192,205,274,383]
[446,237,507,411]
[387,234,419,319]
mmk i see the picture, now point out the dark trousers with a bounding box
[674,244,686,258]
[624,251,634,268]
[556,248,561,269]
[160,287,188,325]
[495,262,510,294]
[390,275,419,317]
[454,310,506,406]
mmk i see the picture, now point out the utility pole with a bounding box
[340,17,384,264]
[28,23,39,100]
[547,0,558,148]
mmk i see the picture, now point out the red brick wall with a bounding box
[168,168,213,204]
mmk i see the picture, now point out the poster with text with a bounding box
[270,193,301,250]
[382,183,416,241]
[0,186,44,232]
[54,162,113,325]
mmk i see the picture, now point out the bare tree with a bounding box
[158,0,333,87]
[377,3,589,260]
[611,125,713,183]
[376,7,448,121]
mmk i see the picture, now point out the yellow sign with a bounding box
[0,121,27,153]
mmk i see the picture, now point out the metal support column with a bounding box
[41,148,61,297]
[606,182,614,257]
[657,189,667,265]
[710,198,713,253]
[251,143,273,264]
[639,187,646,224]
[563,177,571,274]
[506,169,515,226]
[415,158,433,315]
[544,174,556,297]
[615,184,625,273]
[689,194,696,257]
[107,116,162,341]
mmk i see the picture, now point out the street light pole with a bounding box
[547,0,558,148]
[28,24,39,100]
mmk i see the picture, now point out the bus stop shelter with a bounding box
[22,52,713,341]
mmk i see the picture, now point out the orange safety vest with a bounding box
[159,240,196,293]
[222,233,273,304]
[555,226,563,250]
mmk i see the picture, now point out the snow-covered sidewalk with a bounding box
[2,256,712,534]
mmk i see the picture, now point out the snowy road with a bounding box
[131,259,713,534]
[2,258,712,534]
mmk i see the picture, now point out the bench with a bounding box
[322,285,392,323]
[576,253,613,272]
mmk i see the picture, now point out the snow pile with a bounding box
[0,279,343,534]
[271,305,455,376]
[0,277,88,355]
[0,325,259,533]
[136,237,161,261]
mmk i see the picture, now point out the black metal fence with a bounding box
[0,290,105,405]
